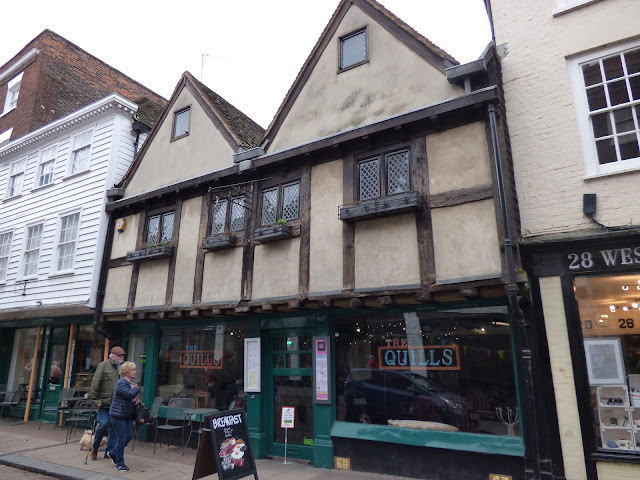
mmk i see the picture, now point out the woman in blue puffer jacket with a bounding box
[108,361,140,472]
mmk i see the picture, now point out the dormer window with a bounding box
[340,28,367,71]
[2,72,23,115]
[172,107,190,139]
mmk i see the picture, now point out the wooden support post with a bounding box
[24,326,42,422]
[104,338,110,361]
[60,324,76,426]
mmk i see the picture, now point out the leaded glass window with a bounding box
[229,197,245,232]
[260,182,300,225]
[211,196,245,234]
[386,150,410,195]
[261,188,278,226]
[340,29,367,70]
[211,199,228,235]
[146,212,174,245]
[282,183,300,221]
[358,148,411,201]
[173,108,190,138]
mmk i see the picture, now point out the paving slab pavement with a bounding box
[0,420,413,480]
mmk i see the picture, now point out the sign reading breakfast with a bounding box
[378,341,461,371]
[208,409,257,480]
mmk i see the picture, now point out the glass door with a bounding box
[268,331,313,460]
[127,332,148,399]
[40,327,69,422]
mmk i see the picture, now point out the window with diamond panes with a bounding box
[38,145,57,187]
[57,213,79,271]
[261,188,278,226]
[211,196,245,234]
[359,158,380,200]
[358,149,410,201]
[582,47,640,165]
[282,182,300,221]
[340,29,367,70]
[173,108,190,139]
[0,232,12,281]
[386,150,410,195]
[146,212,174,245]
[23,224,43,277]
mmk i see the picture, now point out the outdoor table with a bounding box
[183,407,219,453]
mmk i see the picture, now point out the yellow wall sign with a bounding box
[489,475,512,480]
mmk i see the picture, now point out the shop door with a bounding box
[40,329,68,422]
[127,332,148,399]
[267,331,314,460]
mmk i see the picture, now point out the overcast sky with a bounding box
[1,0,492,129]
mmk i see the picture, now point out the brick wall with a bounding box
[490,0,640,238]
[0,29,166,141]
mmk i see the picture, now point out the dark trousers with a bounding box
[92,408,117,455]
[110,415,134,467]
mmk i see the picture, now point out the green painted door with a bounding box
[267,331,314,460]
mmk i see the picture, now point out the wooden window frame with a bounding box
[355,146,412,201]
[171,106,191,141]
[144,208,176,247]
[210,195,246,236]
[6,156,27,198]
[0,230,13,282]
[36,143,58,188]
[259,180,301,226]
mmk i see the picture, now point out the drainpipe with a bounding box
[488,103,541,479]
[93,212,116,340]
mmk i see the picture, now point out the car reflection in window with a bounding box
[344,368,479,431]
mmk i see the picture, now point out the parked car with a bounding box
[344,368,479,431]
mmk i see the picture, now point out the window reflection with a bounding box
[335,309,519,436]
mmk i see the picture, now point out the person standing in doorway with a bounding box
[88,346,125,461]
[109,361,140,472]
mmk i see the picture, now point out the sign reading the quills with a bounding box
[180,350,223,369]
[567,246,640,272]
[378,342,461,371]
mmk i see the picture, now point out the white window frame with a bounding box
[569,39,640,178]
[21,222,45,279]
[0,127,12,147]
[2,72,23,115]
[53,211,81,274]
[35,144,57,188]
[5,156,27,198]
[0,230,13,283]
[67,129,93,175]
[553,0,602,16]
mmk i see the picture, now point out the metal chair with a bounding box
[64,400,97,444]
[154,397,193,454]
[0,385,25,420]
[39,387,75,430]
[132,396,162,452]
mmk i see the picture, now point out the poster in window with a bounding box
[584,337,625,385]
[244,338,261,393]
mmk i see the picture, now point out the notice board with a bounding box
[192,410,258,480]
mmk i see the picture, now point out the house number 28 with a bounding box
[568,252,594,270]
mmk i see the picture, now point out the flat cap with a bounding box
[110,346,125,355]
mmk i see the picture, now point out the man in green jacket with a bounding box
[89,346,125,461]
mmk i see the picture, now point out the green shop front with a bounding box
[115,300,526,479]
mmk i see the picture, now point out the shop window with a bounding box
[156,323,247,409]
[7,328,39,391]
[334,308,519,437]
[71,325,106,389]
[575,274,640,452]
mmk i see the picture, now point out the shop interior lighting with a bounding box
[622,285,630,291]
[610,305,617,312]
[623,306,630,311]
[633,300,639,309]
